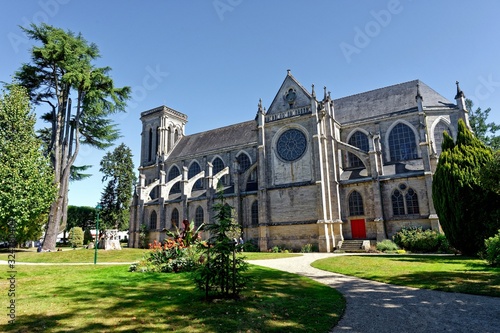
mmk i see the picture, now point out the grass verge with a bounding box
[311,254,500,297]
[0,248,299,263]
[0,248,149,263]
[0,264,344,332]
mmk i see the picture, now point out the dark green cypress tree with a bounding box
[433,119,500,255]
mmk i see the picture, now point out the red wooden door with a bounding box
[351,219,366,239]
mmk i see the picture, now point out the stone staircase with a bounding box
[337,239,370,253]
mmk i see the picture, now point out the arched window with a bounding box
[155,126,160,156]
[168,166,181,194]
[348,191,364,216]
[405,188,420,215]
[392,190,405,216]
[433,121,451,155]
[348,131,369,168]
[388,123,418,161]
[188,161,203,190]
[237,153,251,173]
[167,127,172,151]
[246,168,258,191]
[148,128,153,162]
[195,206,204,228]
[171,208,179,228]
[392,184,420,216]
[213,157,226,185]
[174,129,179,143]
[251,200,259,226]
[149,211,157,230]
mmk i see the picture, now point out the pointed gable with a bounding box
[266,70,312,115]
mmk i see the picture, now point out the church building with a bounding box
[128,71,469,252]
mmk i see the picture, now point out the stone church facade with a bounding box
[128,71,469,252]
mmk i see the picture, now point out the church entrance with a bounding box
[351,219,366,239]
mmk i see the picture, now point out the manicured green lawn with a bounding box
[0,247,149,263]
[0,264,344,332]
[312,254,500,297]
[0,248,299,263]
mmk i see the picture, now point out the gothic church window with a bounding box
[433,121,451,155]
[388,123,418,161]
[149,210,157,230]
[171,208,179,228]
[405,188,420,215]
[246,168,258,191]
[276,128,307,162]
[148,128,153,162]
[251,200,259,226]
[168,166,181,194]
[348,190,365,216]
[392,185,420,216]
[188,161,203,190]
[237,153,251,173]
[195,206,204,228]
[155,127,160,157]
[213,157,226,185]
[348,131,369,168]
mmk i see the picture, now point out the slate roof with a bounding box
[167,120,257,160]
[333,80,455,123]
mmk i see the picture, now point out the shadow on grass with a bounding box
[2,265,344,333]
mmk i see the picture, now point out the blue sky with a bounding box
[1,0,499,207]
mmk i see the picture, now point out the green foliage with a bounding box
[131,240,201,273]
[0,85,56,244]
[13,23,131,250]
[242,238,259,252]
[484,230,500,267]
[165,219,204,248]
[376,239,400,252]
[192,191,250,300]
[392,227,450,253]
[68,227,84,247]
[480,151,500,195]
[433,119,500,255]
[300,243,315,253]
[83,228,93,245]
[66,205,96,231]
[466,99,500,150]
[99,143,136,230]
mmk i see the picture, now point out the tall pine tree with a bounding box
[99,143,136,230]
[14,23,130,250]
[433,119,500,255]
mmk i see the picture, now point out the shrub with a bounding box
[68,227,84,247]
[484,230,500,267]
[135,239,202,273]
[301,243,314,253]
[242,239,259,252]
[83,228,93,245]
[393,227,450,253]
[192,191,250,300]
[376,239,399,252]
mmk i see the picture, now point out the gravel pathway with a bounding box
[249,253,500,333]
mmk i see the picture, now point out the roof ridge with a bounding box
[335,79,420,101]
[184,119,255,137]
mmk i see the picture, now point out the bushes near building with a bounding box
[484,230,500,267]
[68,227,84,248]
[392,227,450,253]
[376,239,400,252]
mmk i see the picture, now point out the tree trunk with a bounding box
[42,194,64,251]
